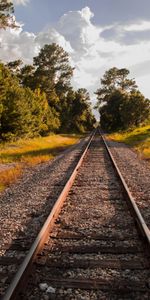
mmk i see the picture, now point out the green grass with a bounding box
[108,125,150,160]
[0,134,82,191]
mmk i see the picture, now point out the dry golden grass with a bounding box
[0,165,22,191]
[21,154,53,165]
[0,134,81,190]
[0,134,81,164]
[108,125,150,160]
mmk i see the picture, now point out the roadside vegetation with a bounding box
[0,45,95,141]
[0,165,22,192]
[0,2,150,191]
[108,125,150,160]
[96,67,150,160]
[96,67,150,132]
[0,134,81,191]
[0,3,94,191]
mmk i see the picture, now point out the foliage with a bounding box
[32,43,74,107]
[71,88,95,132]
[96,67,137,106]
[0,0,17,29]
[59,88,95,132]
[6,59,23,76]
[0,63,60,140]
[108,125,150,160]
[0,43,95,141]
[17,44,95,134]
[96,67,150,131]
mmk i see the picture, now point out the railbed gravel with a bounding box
[0,136,89,297]
[24,136,149,300]
[106,137,150,228]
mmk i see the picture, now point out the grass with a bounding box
[0,165,22,192]
[108,125,150,160]
[0,134,82,191]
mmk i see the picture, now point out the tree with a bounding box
[19,64,35,88]
[7,59,23,73]
[70,88,95,133]
[96,67,137,106]
[121,90,150,128]
[99,90,128,131]
[0,62,60,140]
[0,0,17,29]
[96,67,150,131]
[33,43,74,107]
[1,42,96,138]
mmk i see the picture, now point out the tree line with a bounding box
[0,1,150,137]
[0,2,95,140]
[95,67,150,131]
[0,43,95,140]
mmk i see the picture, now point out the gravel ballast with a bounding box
[0,136,89,296]
[106,137,150,228]
[0,133,149,299]
[24,135,149,300]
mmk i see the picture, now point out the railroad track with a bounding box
[2,130,150,299]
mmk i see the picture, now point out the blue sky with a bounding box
[14,0,150,32]
[1,0,150,107]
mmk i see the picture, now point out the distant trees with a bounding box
[96,67,150,131]
[0,43,95,141]
[0,0,17,29]
[60,88,95,133]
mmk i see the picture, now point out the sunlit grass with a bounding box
[108,125,150,160]
[21,154,53,166]
[0,165,22,191]
[0,134,81,163]
[0,134,81,190]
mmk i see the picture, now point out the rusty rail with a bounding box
[3,130,96,300]
[100,131,150,249]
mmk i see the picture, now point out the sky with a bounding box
[1,0,150,109]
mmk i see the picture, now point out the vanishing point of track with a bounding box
[2,130,150,299]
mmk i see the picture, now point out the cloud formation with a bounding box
[101,20,150,44]
[0,6,150,103]
[13,0,29,5]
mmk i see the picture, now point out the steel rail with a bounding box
[100,131,150,249]
[3,130,96,300]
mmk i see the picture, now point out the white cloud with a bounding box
[0,7,150,103]
[0,24,37,64]
[13,0,29,5]
[57,6,102,55]
[124,20,150,32]
[35,28,74,54]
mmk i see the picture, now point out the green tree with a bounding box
[0,0,17,29]
[96,67,137,106]
[70,88,95,132]
[99,90,128,131]
[121,90,150,128]
[6,60,23,76]
[19,64,35,88]
[0,63,60,140]
[96,67,150,131]
[33,43,74,107]
[59,87,76,132]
